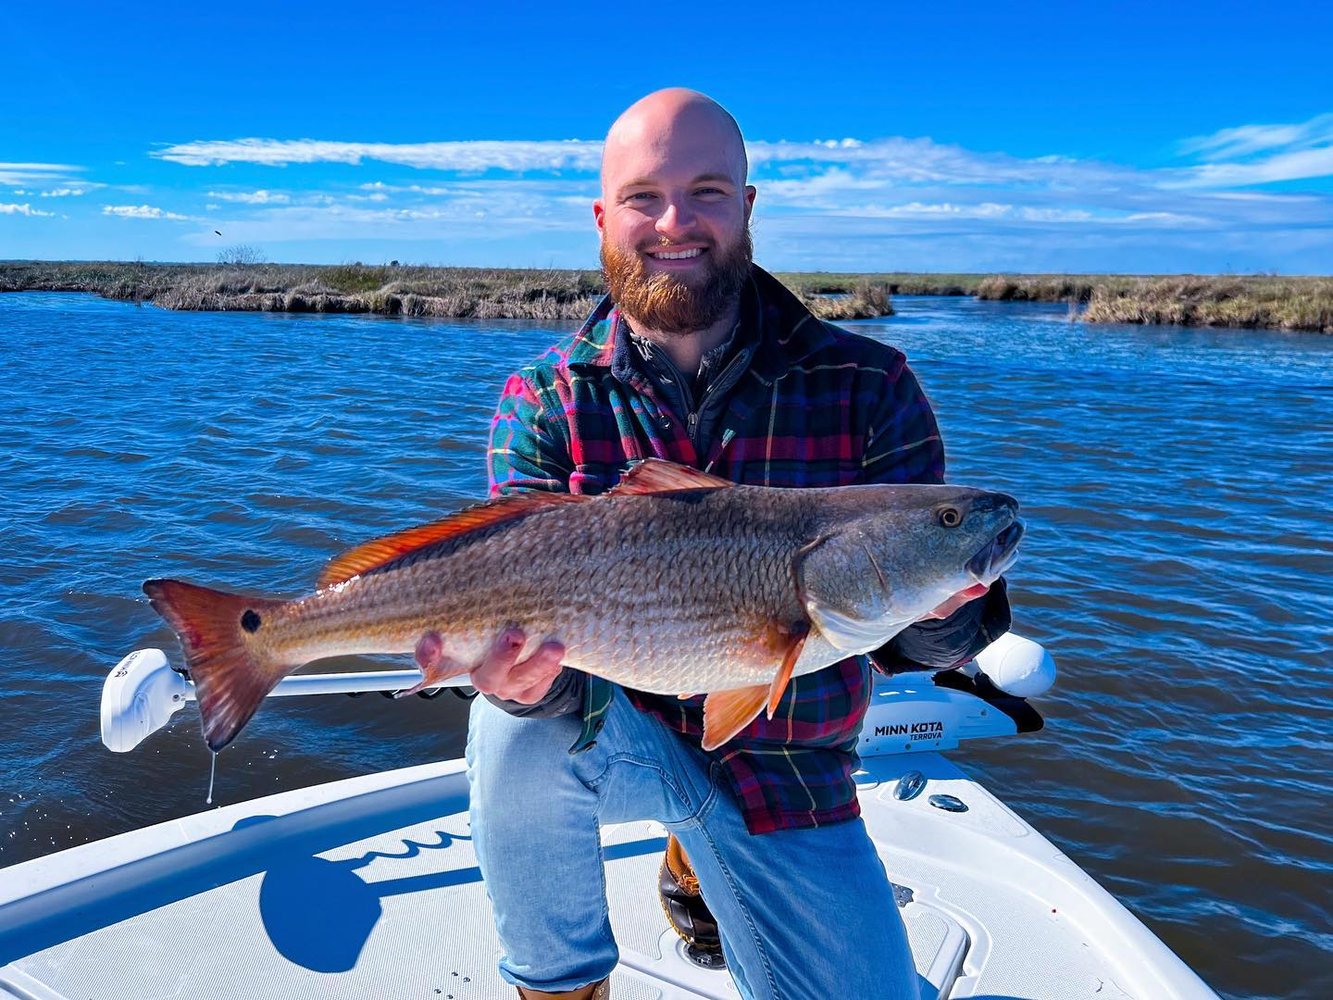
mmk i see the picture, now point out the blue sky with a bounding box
[3,0,1331,273]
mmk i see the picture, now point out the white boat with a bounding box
[0,636,1218,999]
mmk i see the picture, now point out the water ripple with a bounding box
[0,292,1329,999]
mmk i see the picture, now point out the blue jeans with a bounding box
[465,688,920,999]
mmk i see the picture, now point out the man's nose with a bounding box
[655,199,696,238]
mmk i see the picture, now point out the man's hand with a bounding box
[404,626,566,704]
[468,626,567,705]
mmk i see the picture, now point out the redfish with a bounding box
[145,460,1022,753]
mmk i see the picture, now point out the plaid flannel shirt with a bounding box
[487,266,944,834]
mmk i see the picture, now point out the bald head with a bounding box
[593,89,756,344]
[601,89,748,195]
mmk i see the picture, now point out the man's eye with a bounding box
[695,187,725,197]
[626,192,657,202]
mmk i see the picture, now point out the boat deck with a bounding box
[0,751,1215,999]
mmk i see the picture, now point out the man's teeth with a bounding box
[651,248,704,260]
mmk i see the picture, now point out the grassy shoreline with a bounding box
[974,274,1332,333]
[0,260,895,323]
[2,261,1329,332]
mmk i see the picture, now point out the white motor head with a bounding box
[973,632,1057,698]
[101,648,193,752]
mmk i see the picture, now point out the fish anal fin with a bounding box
[608,458,735,496]
[318,492,586,589]
[394,631,472,698]
[142,579,293,752]
[766,622,809,718]
[702,684,769,752]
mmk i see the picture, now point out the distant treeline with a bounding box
[2,261,1329,333]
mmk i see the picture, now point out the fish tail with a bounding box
[143,578,294,752]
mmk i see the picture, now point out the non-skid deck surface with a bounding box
[3,759,1162,1000]
[5,806,962,999]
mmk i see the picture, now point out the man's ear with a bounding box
[593,199,606,234]
[744,185,757,219]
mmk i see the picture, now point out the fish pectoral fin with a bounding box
[793,535,892,655]
[702,684,769,752]
[767,623,809,719]
[803,604,889,654]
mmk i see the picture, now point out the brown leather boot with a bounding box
[658,834,726,969]
[516,979,608,1000]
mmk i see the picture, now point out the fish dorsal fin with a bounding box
[317,492,587,589]
[608,458,735,496]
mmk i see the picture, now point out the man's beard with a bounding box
[601,227,753,335]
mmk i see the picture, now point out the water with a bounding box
[2,291,1330,999]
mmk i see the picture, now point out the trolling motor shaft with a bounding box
[101,634,1053,754]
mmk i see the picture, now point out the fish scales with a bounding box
[269,487,817,694]
[143,458,1023,752]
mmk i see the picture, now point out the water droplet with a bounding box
[206,752,217,805]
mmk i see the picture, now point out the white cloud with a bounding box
[1181,112,1333,160]
[0,202,56,217]
[1173,146,1333,188]
[39,187,87,197]
[0,161,84,187]
[131,118,1331,270]
[360,181,470,196]
[181,189,589,247]
[102,204,193,221]
[1173,111,1333,187]
[154,138,604,171]
[205,189,291,204]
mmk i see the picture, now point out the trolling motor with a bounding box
[859,632,1054,757]
[100,634,1055,755]
[99,652,476,753]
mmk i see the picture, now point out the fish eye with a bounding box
[937,506,962,528]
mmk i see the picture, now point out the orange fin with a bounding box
[394,631,472,698]
[608,458,735,496]
[143,579,293,752]
[767,623,810,718]
[701,684,769,751]
[318,492,586,589]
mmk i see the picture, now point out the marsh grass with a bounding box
[1080,276,1333,333]
[795,281,895,319]
[0,262,612,320]
[2,262,1328,331]
[975,274,1332,333]
[0,262,902,321]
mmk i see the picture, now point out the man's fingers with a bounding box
[470,629,566,701]
[508,640,565,685]
[469,626,527,693]
[497,640,566,702]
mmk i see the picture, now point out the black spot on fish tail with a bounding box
[241,609,262,633]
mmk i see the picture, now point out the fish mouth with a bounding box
[967,520,1024,581]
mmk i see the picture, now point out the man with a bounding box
[462,89,1010,1000]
